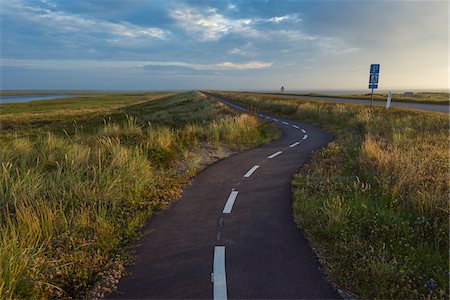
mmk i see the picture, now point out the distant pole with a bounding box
[370,88,374,106]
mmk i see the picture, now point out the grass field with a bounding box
[258,91,449,105]
[212,91,448,299]
[0,92,278,298]
[0,93,176,137]
[0,90,164,97]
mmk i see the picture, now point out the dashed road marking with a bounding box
[244,165,260,178]
[223,191,239,214]
[303,135,308,140]
[273,118,278,122]
[301,129,306,133]
[289,142,300,148]
[268,151,283,159]
[282,121,289,125]
[292,125,300,129]
[213,246,227,300]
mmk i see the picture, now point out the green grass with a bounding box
[212,91,448,299]
[0,90,169,96]
[0,94,156,115]
[0,91,278,299]
[256,91,449,105]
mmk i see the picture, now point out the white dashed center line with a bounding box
[268,151,283,159]
[301,129,307,133]
[244,165,260,178]
[292,125,300,129]
[289,142,300,148]
[222,191,239,214]
[213,246,227,300]
[282,121,289,125]
[303,135,308,140]
[273,118,278,122]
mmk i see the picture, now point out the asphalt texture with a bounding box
[262,93,449,113]
[110,92,340,299]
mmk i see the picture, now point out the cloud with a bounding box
[227,3,237,11]
[1,58,272,71]
[169,6,320,45]
[229,48,245,55]
[228,42,255,57]
[170,7,253,41]
[315,37,359,54]
[142,65,216,76]
[3,0,169,39]
[216,61,272,70]
[267,14,301,23]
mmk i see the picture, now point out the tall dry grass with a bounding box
[215,92,448,221]
[0,93,276,298]
[361,135,447,219]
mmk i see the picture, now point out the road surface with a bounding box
[110,92,340,299]
[261,93,448,113]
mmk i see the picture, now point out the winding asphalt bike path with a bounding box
[260,93,449,113]
[111,92,339,299]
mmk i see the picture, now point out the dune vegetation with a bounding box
[212,91,448,299]
[0,91,277,298]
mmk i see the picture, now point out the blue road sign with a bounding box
[369,64,380,89]
[370,64,380,74]
[369,73,379,83]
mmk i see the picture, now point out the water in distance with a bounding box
[0,95,74,104]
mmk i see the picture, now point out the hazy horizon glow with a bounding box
[0,0,448,91]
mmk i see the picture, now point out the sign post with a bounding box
[369,64,380,106]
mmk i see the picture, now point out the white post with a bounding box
[386,91,392,110]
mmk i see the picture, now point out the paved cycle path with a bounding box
[111,92,340,299]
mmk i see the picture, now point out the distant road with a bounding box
[261,93,449,113]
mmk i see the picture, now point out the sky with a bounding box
[0,0,448,91]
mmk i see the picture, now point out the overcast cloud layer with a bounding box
[0,0,448,91]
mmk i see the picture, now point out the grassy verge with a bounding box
[255,91,449,105]
[0,91,278,299]
[212,91,448,299]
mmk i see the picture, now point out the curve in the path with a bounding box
[260,93,449,113]
[110,92,340,299]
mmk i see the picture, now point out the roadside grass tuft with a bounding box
[214,91,448,299]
